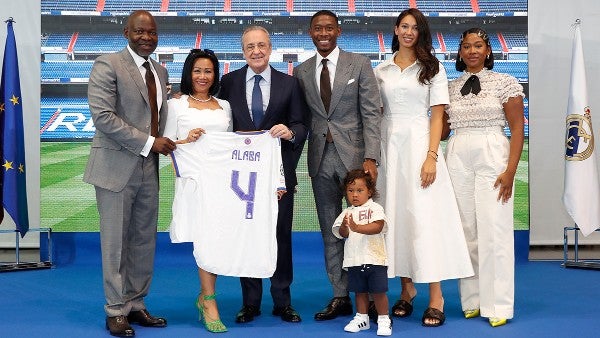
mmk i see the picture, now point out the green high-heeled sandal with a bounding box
[196,293,227,333]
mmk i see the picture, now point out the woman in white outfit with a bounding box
[445,27,524,328]
[374,8,473,327]
[164,49,232,333]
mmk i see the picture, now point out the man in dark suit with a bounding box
[219,25,308,324]
[293,10,382,321]
[84,10,176,337]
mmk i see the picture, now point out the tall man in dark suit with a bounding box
[293,10,382,321]
[84,10,176,337]
[219,25,308,324]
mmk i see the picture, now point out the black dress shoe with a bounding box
[273,305,302,323]
[127,309,167,327]
[235,305,261,323]
[314,296,353,321]
[106,316,135,337]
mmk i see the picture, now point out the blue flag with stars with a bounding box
[1,18,29,236]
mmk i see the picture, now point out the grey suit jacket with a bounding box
[84,48,169,192]
[293,49,382,177]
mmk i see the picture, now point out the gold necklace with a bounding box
[189,94,212,103]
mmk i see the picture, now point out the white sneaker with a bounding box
[377,316,392,336]
[344,313,370,333]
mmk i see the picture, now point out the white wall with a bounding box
[0,0,41,247]
[529,0,600,244]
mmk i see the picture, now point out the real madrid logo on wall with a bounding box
[565,106,594,161]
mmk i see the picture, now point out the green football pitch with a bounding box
[40,140,529,232]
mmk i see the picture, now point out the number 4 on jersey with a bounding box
[231,170,258,219]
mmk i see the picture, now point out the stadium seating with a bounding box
[42,33,72,49]
[40,0,527,14]
[168,0,225,12]
[354,0,410,12]
[502,32,528,48]
[40,0,528,140]
[231,0,286,12]
[201,32,242,53]
[477,0,528,12]
[102,0,161,12]
[41,0,97,11]
[293,0,348,12]
[415,0,473,13]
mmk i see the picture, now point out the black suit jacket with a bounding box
[219,65,308,188]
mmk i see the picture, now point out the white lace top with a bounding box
[446,68,524,129]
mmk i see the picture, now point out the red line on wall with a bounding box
[471,0,480,13]
[497,32,509,53]
[437,32,446,52]
[67,32,78,54]
[348,0,355,12]
[95,0,105,12]
[160,0,170,12]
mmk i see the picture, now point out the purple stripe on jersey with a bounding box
[170,152,181,177]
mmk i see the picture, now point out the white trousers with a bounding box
[445,127,515,319]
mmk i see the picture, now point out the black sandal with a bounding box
[421,307,445,327]
[391,297,414,318]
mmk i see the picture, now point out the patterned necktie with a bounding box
[320,58,332,112]
[142,61,159,137]
[251,74,264,128]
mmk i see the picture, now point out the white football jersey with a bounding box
[169,131,285,278]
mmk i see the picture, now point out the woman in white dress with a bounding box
[445,28,524,327]
[163,49,232,333]
[374,8,473,327]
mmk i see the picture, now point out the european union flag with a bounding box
[1,18,29,236]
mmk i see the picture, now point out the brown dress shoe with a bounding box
[106,315,135,337]
[127,309,167,327]
[314,296,353,321]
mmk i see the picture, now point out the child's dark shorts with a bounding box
[347,264,388,293]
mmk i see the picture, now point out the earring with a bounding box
[459,56,462,62]
[486,54,490,59]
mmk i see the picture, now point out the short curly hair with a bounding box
[342,169,379,199]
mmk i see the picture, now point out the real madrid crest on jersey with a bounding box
[565,106,594,161]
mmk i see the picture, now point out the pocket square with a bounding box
[347,79,355,85]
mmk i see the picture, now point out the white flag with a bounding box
[562,22,600,236]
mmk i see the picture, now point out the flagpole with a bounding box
[1,17,53,272]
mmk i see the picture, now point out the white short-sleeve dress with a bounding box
[374,55,474,282]
[164,95,232,245]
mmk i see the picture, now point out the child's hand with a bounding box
[346,213,359,232]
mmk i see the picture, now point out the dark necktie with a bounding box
[142,61,159,137]
[320,58,332,112]
[251,74,264,128]
[460,74,481,96]
[320,59,334,142]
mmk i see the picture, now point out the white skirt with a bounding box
[377,115,474,282]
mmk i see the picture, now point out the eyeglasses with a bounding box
[189,48,215,56]
[244,43,269,52]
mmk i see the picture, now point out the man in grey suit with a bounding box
[84,10,176,337]
[293,10,382,321]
